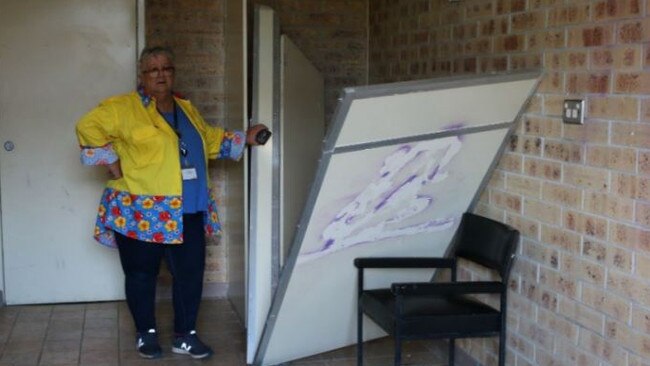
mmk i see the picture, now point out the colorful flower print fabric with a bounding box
[94,188,221,247]
[80,144,118,166]
[218,131,246,160]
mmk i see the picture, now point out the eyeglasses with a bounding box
[142,66,175,76]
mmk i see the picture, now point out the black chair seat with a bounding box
[355,213,519,366]
[361,289,501,337]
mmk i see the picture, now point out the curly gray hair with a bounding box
[138,46,175,75]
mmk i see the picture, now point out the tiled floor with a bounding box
[0,299,448,366]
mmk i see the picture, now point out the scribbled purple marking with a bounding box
[428,165,440,180]
[443,122,466,142]
[332,215,344,223]
[397,145,412,153]
[421,218,453,229]
[416,194,433,202]
[298,137,465,264]
[374,174,417,211]
[323,238,335,250]
[443,122,465,131]
[308,217,456,253]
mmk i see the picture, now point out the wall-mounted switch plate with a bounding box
[563,99,585,125]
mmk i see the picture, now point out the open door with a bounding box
[247,5,325,363]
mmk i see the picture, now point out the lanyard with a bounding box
[158,102,187,157]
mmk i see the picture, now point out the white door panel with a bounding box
[0,0,139,304]
[248,5,325,363]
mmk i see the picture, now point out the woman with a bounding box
[76,46,266,359]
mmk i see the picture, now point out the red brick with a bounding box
[527,30,565,52]
[541,224,581,252]
[563,210,608,239]
[495,34,526,53]
[511,54,542,70]
[547,3,591,26]
[588,96,638,121]
[491,189,523,213]
[509,135,543,156]
[479,56,508,73]
[610,222,650,252]
[639,151,650,175]
[592,45,642,70]
[529,0,565,10]
[524,198,561,224]
[543,140,583,163]
[563,121,609,144]
[542,182,582,209]
[566,72,610,94]
[497,153,523,173]
[523,115,562,137]
[466,1,494,19]
[563,165,609,191]
[544,50,588,70]
[584,192,634,220]
[524,157,562,181]
[497,0,526,14]
[586,145,637,173]
[617,18,650,43]
[478,18,509,36]
[538,72,564,93]
[593,0,642,21]
[511,11,545,31]
[506,213,540,239]
[567,24,614,47]
[612,122,650,148]
[614,72,650,93]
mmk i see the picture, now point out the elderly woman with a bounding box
[76,46,266,359]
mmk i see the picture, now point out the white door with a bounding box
[248,6,325,363]
[0,0,140,305]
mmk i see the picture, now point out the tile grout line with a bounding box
[36,305,54,365]
[78,303,87,366]
[117,303,122,366]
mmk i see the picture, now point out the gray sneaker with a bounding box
[136,328,162,359]
[171,330,214,359]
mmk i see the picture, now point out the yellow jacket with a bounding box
[76,90,245,246]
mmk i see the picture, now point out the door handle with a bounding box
[4,140,14,151]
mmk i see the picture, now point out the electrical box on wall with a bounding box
[563,99,585,125]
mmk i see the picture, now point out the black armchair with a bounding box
[355,213,519,366]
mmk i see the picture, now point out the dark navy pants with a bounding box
[115,213,205,334]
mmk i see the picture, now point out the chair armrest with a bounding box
[354,257,456,269]
[391,281,504,296]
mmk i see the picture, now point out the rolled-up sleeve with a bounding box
[216,130,246,161]
[76,101,119,166]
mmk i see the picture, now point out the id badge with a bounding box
[181,167,198,180]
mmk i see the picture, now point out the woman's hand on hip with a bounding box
[107,160,122,180]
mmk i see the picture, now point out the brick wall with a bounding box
[250,0,368,123]
[146,0,230,290]
[370,0,650,365]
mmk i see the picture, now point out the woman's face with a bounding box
[140,54,175,96]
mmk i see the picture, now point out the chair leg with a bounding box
[449,338,455,366]
[498,334,505,366]
[357,309,363,366]
[394,336,401,366]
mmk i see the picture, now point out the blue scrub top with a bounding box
[161,106,208,213]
